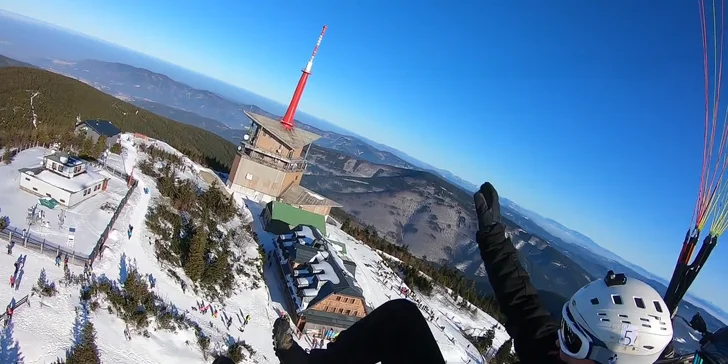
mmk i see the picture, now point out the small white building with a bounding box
[19,152,110,207]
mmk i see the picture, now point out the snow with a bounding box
[327,226,512,362]
[0,147,130,255]
[310,261,340,285]
[23,167,106,193]
[1,133,511,363]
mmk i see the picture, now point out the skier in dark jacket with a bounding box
[266,182,674,364]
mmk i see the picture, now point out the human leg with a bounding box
[274,298,445,364]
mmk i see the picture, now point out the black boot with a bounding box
[272,317,308,364]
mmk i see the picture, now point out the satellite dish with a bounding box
[243,134,250,141]
[237,146,242,151]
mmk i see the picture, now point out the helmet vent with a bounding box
[653,301,663,313]
[634,297,645,309]
[590,298,599,305]
[640,318,650,322]
[619,314,628,318]
[644,345,655,350]
[612,295,623,305]
[598,312,607,316]
[600,318,610,322]
[642,324,651,328]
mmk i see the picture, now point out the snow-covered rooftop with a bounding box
[0,148,130,255]
[296,276,315,287]
[20,167,107,193]
[311,261,340,285]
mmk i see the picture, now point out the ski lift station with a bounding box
[18,151,110,208]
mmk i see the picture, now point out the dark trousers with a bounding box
[308,299,446,364]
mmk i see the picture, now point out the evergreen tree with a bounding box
[492,338,515,364]
[92,136,107,157]
[184,228,207,281]
[65,321,101,364]
[481,328,495,353]
[0,215,8,230]
[226,342,246,363]
[37,268,48,289]
[2,148,13,165]
[110,143,122,154]
[80,137,94,158]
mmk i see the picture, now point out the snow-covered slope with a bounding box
[1,133,509,363]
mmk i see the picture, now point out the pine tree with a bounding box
[226,342,246,363]
[37,268,48,289]
[2,148,13,165]
[184,228,207,281]
[80,137,94,156]
[492,338,515,364]
[65,321,101,364]
[92,136,107,157]
[110,143,122,154]
[481,328,495,353]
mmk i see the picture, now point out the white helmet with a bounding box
[559,271,674,364]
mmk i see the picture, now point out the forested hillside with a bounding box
[0,67,236,170]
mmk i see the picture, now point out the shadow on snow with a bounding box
[0,320,24,364]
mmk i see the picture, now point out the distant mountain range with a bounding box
[0,53,34,68]
[25,55,728,326]
[1,9,724,345]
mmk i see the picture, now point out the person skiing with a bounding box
[269,182,674,364]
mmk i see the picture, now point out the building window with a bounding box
[74,166,81,173]
[353,311,358,316]
[60,199,65,203]
[338,308,344,314]
[335,296,341,301]
[46,193,51,198]
[344,309,351,315]
[24,178,30,181]
[32,187,38,191]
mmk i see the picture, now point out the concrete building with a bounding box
[226,112,339,217]
[19,152,110,207]
[75,120,122,147]
[273,227,367,337]
[294,256,367,335]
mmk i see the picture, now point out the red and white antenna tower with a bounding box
[280,25,328,131]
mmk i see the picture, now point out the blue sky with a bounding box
[1,1,724,308]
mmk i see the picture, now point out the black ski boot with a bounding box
[272,317,308,364]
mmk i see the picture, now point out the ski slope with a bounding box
[0,133,509,363]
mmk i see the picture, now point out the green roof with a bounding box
[269,201,327,235]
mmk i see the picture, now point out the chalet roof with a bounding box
[301,308,361,330]
[281,184,341,208]
[244,111,321,150]
[289,244,320,265]
[81,120,122,137]
[306,256,363,309]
